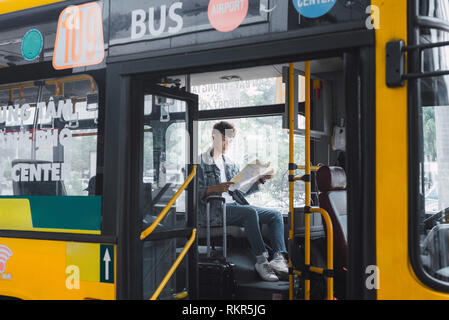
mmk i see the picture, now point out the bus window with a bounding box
[0,75,102,233]
[166,122,187,185]
[143,125,154,184]
[199,117,305,214]
[191,73,305,110]
[142,94,189,229]
[144,95,154,183]
[64,128,98,195]
[415,1,449,284]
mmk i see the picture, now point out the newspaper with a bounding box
[229,160,274,193]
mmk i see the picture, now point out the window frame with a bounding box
[0,75,101,198]
[0,62,110,239]
[408,0,449,294]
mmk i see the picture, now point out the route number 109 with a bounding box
[53,2,104,70]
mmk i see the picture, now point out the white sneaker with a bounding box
[255,262,279,282]
[269,254,289,279]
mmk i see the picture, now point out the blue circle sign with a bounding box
[292,0,337,18]
[21,28,43,61]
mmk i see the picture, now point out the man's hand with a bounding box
[205,182,235,196]
[260,169,275,183]
[261,174,274,182]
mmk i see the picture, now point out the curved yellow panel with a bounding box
[66,242,100,283]
[374,0,449,299]
[0,0,64,15]
[0,199,33,231]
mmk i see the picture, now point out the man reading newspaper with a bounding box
[197,121,288,282]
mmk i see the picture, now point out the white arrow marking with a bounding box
[103,248,111,281]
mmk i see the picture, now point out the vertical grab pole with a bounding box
[288,63,295,300]
[305,61,311,300]
[311,208,334,300]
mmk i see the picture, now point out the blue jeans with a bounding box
[226,203,287,257]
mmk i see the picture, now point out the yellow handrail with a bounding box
[288,63,295,300]
[150,228,197,300]
[0,75,96,94]
[140,165,197,240]
[47,74,96,96]
[287,61,334,301]
[304,61,311,300]
[311,207,334,300]
[296,165,321,172]
[0,75,96,102]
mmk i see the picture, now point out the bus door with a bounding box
[130,80,199,300]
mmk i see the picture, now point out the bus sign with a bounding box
[292,0,337,19]
[208,0,249,32]
[100,245,114,284]
[53,2,105,70]
[21,28,43,62]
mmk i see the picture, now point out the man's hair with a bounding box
[212,121,236,138]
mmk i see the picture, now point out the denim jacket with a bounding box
[197,148,260,227]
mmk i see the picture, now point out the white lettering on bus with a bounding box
[0,128,72,153]
[0,98,78,126]
[35,129,59,148]
[296,0,336,8]
[12,162,70,183]
[210,0,245,15]
[131,2,183,40]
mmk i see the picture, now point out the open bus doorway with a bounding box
[138,56,352,300]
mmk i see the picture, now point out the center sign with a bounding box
[292,0,337,18]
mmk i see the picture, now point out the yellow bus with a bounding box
[0,0,448,300]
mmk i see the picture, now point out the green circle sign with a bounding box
[21,28,43,61]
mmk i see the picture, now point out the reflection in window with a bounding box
[166,122,186,185]
[142,96,188,225]
[0,75,100,196]
[199,117,305,214]
[417,0,449,284]
[64,129,98,195]
[143,125,154,184]
[192,76,305,110]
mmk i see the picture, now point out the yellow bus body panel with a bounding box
[0,0,112,300]
[374,0,448,299]
[0,199,33,231]
[0,237,116,300]
[0,198,101,235]
[0,0,64,15]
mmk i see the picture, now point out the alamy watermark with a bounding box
[65,265,80,290]
[365,265,380,290]
[366,5,380,30]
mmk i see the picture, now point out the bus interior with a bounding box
[0,55,351,300]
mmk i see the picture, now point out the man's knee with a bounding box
[241,207,259,225]
[271,210,284,224]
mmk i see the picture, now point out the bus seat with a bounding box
[316,166,347,271]
[197,225,246,239]
[11,159,67,196]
